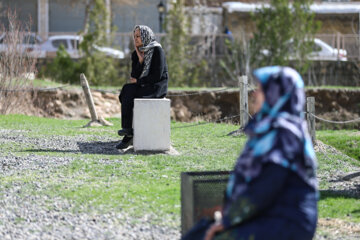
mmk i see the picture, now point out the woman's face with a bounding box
[134,29,143,48]
[253,83,265,113]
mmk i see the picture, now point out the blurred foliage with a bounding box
[39,45,84,84]
[80,53,120,86]
[40,0,127,86]
[219,36,251,86]
[250,0,321,73]
[39,44,128,86]
[79,0,119,86]
[164,0,208,87]
[80,0,113,53]
[164,0,189,87]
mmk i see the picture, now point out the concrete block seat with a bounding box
[133,98,171,152]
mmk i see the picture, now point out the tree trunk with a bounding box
[105,0,111,44]
[83,0,92,35]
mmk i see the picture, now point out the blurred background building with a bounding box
[1,0,359,36]
[1,0,360,85]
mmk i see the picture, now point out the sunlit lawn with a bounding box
[0,114,359,226]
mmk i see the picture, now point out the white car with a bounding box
[308,38,347,61]
[40,35,124,59]
[40,35,82,59]
[92,44,125,59]
[261,38,347,61]
[0,33,45,58]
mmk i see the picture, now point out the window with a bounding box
[70,39,79,50]
[23,34,37,44]
[52,39,68,49]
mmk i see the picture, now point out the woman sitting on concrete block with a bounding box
[183,66,318,240]
[117,25,168,149]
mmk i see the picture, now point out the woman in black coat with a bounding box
[116,25,168,149]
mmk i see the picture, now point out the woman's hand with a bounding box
[135,46,144,64]
[129,77,137,83]
[204,223,224,240]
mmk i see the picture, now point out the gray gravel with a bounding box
[1,130,359,239]
[314,140,360,240]
[0,129,180,240]
[315,140,360,198]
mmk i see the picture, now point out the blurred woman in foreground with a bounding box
[183,66,318,240]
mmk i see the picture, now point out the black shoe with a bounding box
[117,128,133,137]
[116,136,133,149]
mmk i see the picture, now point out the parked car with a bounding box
[40,35,125,59]
[40,35,82,58]
[0,33,45,58]
[92,44,125,59]
[261,38,348,61]
[308,38,347,61]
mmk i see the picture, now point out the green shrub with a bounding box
[40,45,84,84]
[39,46,128,86]
[80,53,120,86]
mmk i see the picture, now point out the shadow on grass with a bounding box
[320,189,360,200]
[352,209,360,214]
[77,141,123,155]
[320,190,360,219]
[23,141,172,155]
[23,141,123,155]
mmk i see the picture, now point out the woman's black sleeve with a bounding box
[131,51,143,79]
[137,47,164,86]
[222,163,289,228]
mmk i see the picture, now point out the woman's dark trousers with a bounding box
[119,84,139,129]
[119,83,157,130]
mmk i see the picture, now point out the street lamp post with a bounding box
[157,0,165,33]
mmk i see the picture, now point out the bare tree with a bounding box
[220,30,252,87]
[0,10,36,115]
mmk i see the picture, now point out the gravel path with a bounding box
[0,130,359,239]
[315,140,360,198]
[0,129,180,240]
[314,140,360,240]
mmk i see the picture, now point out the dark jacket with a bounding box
[131,46,168,98]
[219,163,317,240]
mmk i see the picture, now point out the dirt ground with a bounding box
[3,88,360,129]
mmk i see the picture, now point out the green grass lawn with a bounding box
[319,191,360,223]
[317,130,360,161]
[32,78,65,88]
[0,114,359,226]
